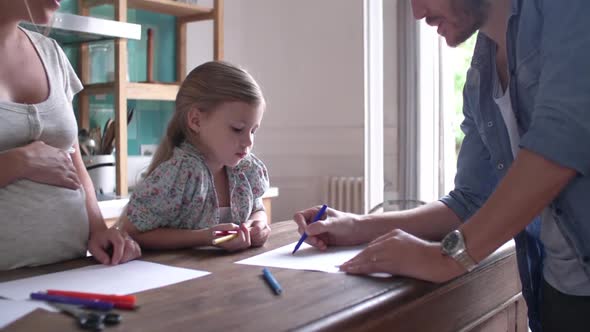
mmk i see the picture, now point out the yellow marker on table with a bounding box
[212,233,238,245]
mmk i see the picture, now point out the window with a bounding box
[384,1,477,207]
[440,34,477,193]
[418,23,477,201]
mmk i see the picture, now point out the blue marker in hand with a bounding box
[292,204,328,254]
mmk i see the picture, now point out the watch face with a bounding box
[442,231,460,253]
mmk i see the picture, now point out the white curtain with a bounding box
[395,0,421,206]
[363,0,384,213]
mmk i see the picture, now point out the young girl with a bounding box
[0,0,140,269]
[121,61,271,251]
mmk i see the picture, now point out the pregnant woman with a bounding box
[0,0,141,269]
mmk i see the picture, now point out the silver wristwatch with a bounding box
[441,229,478,272]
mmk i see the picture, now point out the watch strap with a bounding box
[453,249,478,272]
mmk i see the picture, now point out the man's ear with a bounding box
[186,106,201,134]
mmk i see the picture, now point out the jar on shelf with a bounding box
[89,41,114,83]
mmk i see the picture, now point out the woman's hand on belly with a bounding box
[88,227,142,265]
[20,141,81,190]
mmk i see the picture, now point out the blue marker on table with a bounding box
[262,267,282,295]
[30,292,114,311]
[292,204,328,254]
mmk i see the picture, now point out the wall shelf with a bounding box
[20,12,141,45]
[82,82,180,101]
[85,0,214,18]
[78,0,224,196]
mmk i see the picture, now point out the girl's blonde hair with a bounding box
[146,61,265,175]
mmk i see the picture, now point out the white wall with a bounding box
[187,0,366,222]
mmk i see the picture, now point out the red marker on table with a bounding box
[46,290,137,310]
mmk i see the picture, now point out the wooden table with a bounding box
[1,221,527,332]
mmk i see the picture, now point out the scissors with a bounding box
[49,302,122,331]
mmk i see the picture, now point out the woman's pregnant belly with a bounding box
[0,180,89,270]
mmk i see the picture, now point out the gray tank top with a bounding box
[0,27,87,270]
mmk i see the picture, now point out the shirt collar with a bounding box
[510,0,521,17]
[179,141,205,160]
[178,140,251,173]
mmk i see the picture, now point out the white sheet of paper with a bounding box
[235,242,365,273]
[0,260,210,300]
[0,299,45,329]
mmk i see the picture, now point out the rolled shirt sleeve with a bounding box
[441,109,498,221]
[519,0,590,175]
[440,66,498,222]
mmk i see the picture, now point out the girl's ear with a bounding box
[186,106,201,134]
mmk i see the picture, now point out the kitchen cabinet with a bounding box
[77,0,224,196]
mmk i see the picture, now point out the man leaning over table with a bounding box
[294,1,590,331]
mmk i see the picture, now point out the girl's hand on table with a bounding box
[248,219,271,247]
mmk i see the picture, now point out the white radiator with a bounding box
[325,176,364,214]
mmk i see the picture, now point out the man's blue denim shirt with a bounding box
[439,0,590,331]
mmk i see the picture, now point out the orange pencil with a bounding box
[212,233,238,245]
